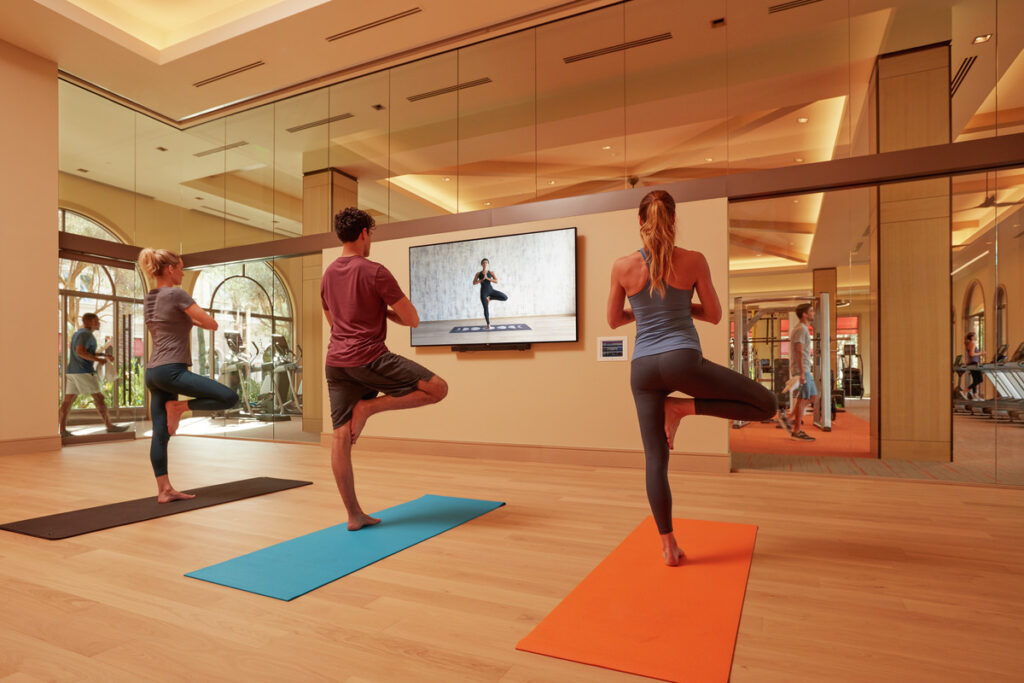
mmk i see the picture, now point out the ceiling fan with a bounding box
[971,173,1024,209]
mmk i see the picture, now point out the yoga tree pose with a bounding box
[607,190,777,565]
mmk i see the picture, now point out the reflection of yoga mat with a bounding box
[186,494,505,600]
[0,477,312,540]
[517,517,757,682]
[450,323,531,333]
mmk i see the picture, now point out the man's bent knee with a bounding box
[424,375,448,402]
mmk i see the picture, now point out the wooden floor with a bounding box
[1,437,1022,682]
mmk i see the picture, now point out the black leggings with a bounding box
[631,348,778,534]
[480,289,508,325]
[967,367,983,396]
[145,363,239,477]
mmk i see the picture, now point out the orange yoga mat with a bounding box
[516,517,757,682]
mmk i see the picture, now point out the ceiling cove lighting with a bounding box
[952,250,990,275]
[973,34,992,44]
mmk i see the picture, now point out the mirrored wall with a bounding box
[57,0,1023,446]
[729,164,1023,485]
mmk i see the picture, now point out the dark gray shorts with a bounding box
[326,352,435,429]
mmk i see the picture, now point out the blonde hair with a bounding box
[138,248,180,278]
[638,190,676,297]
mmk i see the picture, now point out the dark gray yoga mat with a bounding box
[0,477,312,539]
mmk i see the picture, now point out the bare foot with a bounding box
[663,546,687,566]
[349,401,372,444]
[347,513,381,531]
[166,400,190,436]
[660,533,686,566]
[157,488,196,504]
[664,397,696,450]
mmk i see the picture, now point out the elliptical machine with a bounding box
[216,331,254,417]
[253,334,302,420]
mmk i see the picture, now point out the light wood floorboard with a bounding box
[0,437,1022,681]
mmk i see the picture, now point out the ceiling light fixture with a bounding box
[793,199,800,203]
[602,145,612,150]
[484,202,491,206]
[973,33,992,44]
[443,177,451,182]
[795,157,804,162]
[952,250,990,275]
[705,157,714,162]
[76,168,89,173]
[549,180,556,185]
[797,117,809,123]
[156,146,168,152]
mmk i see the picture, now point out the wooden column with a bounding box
[874,44,952,461]
[300,169,357,434]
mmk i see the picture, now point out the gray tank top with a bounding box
[628,249,702,360]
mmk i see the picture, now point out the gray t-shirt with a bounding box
[144,287,196,367]
[790,322,812,375]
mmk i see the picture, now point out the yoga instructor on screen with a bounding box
[607,190,776,566]
[472,258,508,329]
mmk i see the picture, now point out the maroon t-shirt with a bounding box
[321,255,405,367]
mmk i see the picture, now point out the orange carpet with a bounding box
[730,411,872,458]
[516,517,757,683]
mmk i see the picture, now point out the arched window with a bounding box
[963,280,985,356]
[58,209,147,414]
[191,262,294,379]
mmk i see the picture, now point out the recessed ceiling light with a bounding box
[797,117,809,124]
[795,157,804,162]
[705,157,714,162]
[484,201,491,206]
[195,196,203,200]
[793,199,799,203]
[549,180,556,185]
[156,146,168,152]
[602,145,612,150]
[973,33,992,44]
[76,168,89,173]
[443,177,451,182]
[371,104,385,110]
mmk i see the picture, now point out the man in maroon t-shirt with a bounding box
[321,207,448,530]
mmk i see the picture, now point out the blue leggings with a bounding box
[145,363,238,477]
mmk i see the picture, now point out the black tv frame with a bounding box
[407,226,579,350]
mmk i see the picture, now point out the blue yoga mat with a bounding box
[185,494,504,600]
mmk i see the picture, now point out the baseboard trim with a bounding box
[0,435,63,456]
[322,434,730,473]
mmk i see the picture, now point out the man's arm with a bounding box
[388,297,420,328]
[75,343,107,365]
[792,341,805,381]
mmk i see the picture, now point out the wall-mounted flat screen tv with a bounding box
[409,227,577,347]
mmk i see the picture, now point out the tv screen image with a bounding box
[409,227,577,347]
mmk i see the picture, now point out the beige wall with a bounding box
[321,199,730,463]
[0,40,58,452]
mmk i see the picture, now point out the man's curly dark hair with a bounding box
[334,207,375,243]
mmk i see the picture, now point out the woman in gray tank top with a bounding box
[139,248,238,503]
[607,190,777,566]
